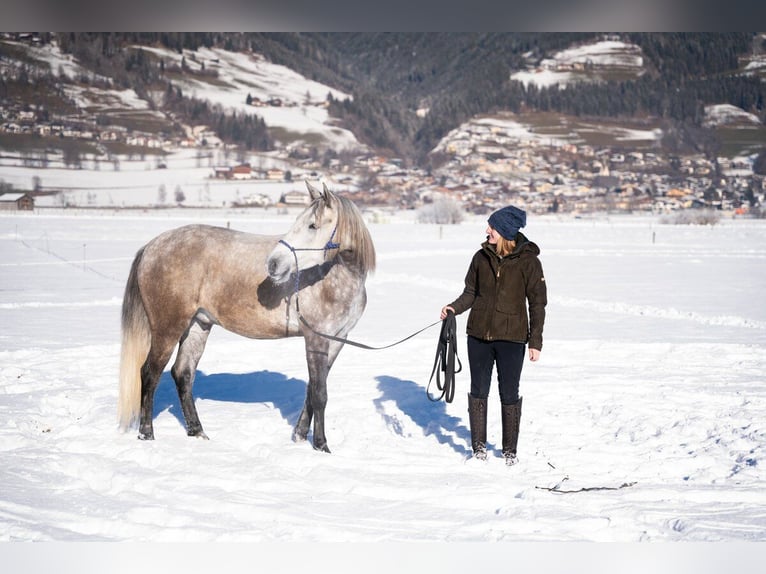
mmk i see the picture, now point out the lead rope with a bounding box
[426,310,461,403]
[280,232,458,402]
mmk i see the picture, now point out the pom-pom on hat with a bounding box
[488,205,527,240]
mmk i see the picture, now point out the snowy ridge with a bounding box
[134,44,361,151]
[2,37,363,155]
[512,39,645,88]
[704,103,762,127]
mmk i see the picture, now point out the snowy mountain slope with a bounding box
[136,44,363,151]
[1,37,365,153]
[512,39,646,88]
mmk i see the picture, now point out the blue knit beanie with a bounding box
[488,205,526,240]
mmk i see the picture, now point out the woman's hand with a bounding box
[529,348,541,362]
[440,306,455,320]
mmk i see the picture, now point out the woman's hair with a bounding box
[495,236,516,257]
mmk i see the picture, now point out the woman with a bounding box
[440,205,547,465]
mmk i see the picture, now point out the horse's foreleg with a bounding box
[308,355,330,453]
[292,396,313,444]
[172,314,212,439]
[299,337,344,452]
[299,337,329,451]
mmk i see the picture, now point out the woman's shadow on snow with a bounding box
[374,375,473,457]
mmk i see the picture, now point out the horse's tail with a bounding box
[118,246,150,431]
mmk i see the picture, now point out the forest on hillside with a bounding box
[5,32,765,164]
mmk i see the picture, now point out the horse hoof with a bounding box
[137,433,154,441]
[313,443,331,454]
[292,430,308,443]
[188,430,209,440]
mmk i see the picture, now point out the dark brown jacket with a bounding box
[448,232,547,349]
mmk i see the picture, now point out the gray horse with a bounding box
[118,182,376,452]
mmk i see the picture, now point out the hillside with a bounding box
[1,32,766,215]
[2,32,765,160]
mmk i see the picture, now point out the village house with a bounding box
[0,193,35,211]
[213,166,232,179]
[231,164,252,180]
[280,190,310,205]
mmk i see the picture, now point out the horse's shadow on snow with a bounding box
[374,376,472,457]
[155,370,306,429]
[154,371,473,457]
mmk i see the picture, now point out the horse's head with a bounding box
[266,181,342,284]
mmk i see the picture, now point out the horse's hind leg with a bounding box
[171,312,213,439]
[138,336,177,440]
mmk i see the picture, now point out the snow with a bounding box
[1,203,765,559]
[137,45,363,151]
[512,39,645,88]
[0,147,328,208]
[2,38,364,153]
[703,104,762,128]
[543,40,644,70]
[60,84,157,114]
[434,112,662,155]
[2,34,766,568]
[1,39,102,82]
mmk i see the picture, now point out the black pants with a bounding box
[467,336,525,405]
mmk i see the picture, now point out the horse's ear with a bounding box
[305,180,321,201]
[321,182,334,205]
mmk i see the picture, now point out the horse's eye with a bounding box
[309,223,317,230]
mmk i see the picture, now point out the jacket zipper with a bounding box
[486,262,501,340]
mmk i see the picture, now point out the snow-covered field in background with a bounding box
[0,147,346,209]
[2,206,765,554]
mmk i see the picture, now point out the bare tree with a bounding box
[417,196,465,224]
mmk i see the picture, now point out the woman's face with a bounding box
[486,225,501,244]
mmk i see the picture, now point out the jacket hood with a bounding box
[514,232,541,256]
[482,231,540,258]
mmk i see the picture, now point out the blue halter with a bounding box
[278,226,340,296]
[278,225,339,256]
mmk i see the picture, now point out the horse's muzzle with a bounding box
[266,253,291,284]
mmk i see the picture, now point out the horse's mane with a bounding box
[324,192,376,275]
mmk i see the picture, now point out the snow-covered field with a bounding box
[3,32,765,569]
[2,204,765,563]
[0,147,307,209]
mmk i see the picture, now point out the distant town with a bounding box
[1,97,764,217]
[208,120,765,218]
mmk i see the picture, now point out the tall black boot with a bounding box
[501,396,523,466]
[467,393,488,460]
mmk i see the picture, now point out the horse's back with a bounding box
[136,224,288,337]
[140,224,275,281]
